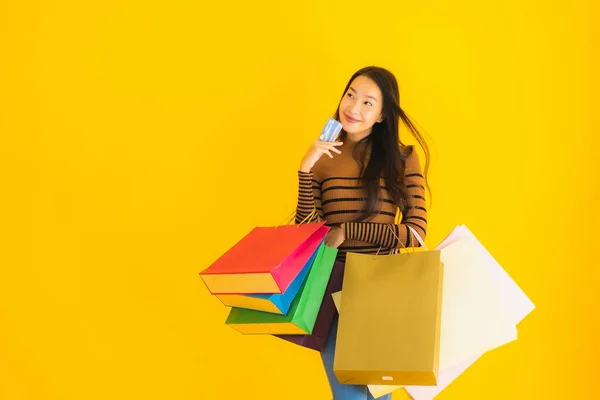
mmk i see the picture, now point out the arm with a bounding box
[294,171,324,224]
[343,150,428,248]
[398,149,428,246]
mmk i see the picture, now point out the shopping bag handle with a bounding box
[406,225,428,250]
[393,210,428,250]
[382,224,428,256]
[276,207,321,229]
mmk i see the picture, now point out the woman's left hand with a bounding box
[324,224,346,248]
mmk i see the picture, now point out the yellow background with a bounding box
[1,0,598,399]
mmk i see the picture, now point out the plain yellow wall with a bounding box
[1,0,598,399]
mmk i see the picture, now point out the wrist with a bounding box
[299,159,312,173]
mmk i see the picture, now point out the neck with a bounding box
[345,129,372,143]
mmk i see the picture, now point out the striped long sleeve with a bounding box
[344,221,399,248]
[399,169,428,246]
[294,171,324,224]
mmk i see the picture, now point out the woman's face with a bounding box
[338,75,384,138]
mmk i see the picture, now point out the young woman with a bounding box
[294,66,431,400]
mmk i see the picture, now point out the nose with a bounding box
[350,100,361,115]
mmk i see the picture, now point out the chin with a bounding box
[340,120,360,133]
[341,122,362,134]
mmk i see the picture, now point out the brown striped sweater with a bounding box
[295,140,427,262]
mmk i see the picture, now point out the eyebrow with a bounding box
[349,86,378,101]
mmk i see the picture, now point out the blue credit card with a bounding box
[318,118,343,142]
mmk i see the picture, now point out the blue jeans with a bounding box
[320,314,392,400]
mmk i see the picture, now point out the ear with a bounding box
[377,114,384,123]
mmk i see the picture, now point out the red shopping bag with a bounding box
[199,221,329,295]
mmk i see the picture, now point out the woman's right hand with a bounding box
[299,140,343,172]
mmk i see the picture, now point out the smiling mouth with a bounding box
[344,113,361,123]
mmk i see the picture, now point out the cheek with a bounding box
[364,108,380,122]
[339,97,350,111]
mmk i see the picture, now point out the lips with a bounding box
[344,113,361,123]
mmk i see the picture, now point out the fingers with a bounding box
[315,142,342,155]
[314,140,343,146]
[316,140,343,146]
[306,140,343,164]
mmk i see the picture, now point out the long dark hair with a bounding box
[334,66,431,221]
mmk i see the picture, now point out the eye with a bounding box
[365,101,373,106]
[347,93,354,98]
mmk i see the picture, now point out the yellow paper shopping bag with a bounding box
[331,290,404,398]
[333,228,444,386]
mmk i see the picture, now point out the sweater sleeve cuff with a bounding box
[298,171,315,187]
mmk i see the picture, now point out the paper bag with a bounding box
[431,234,517,370]
[215,242,318,314]
[224,244,337,335]
[333,248,444,386]
[435,224,535,324]
[200,222,329,294]
[274,259,346,351]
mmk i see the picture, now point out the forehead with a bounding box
[349,75,382,99]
